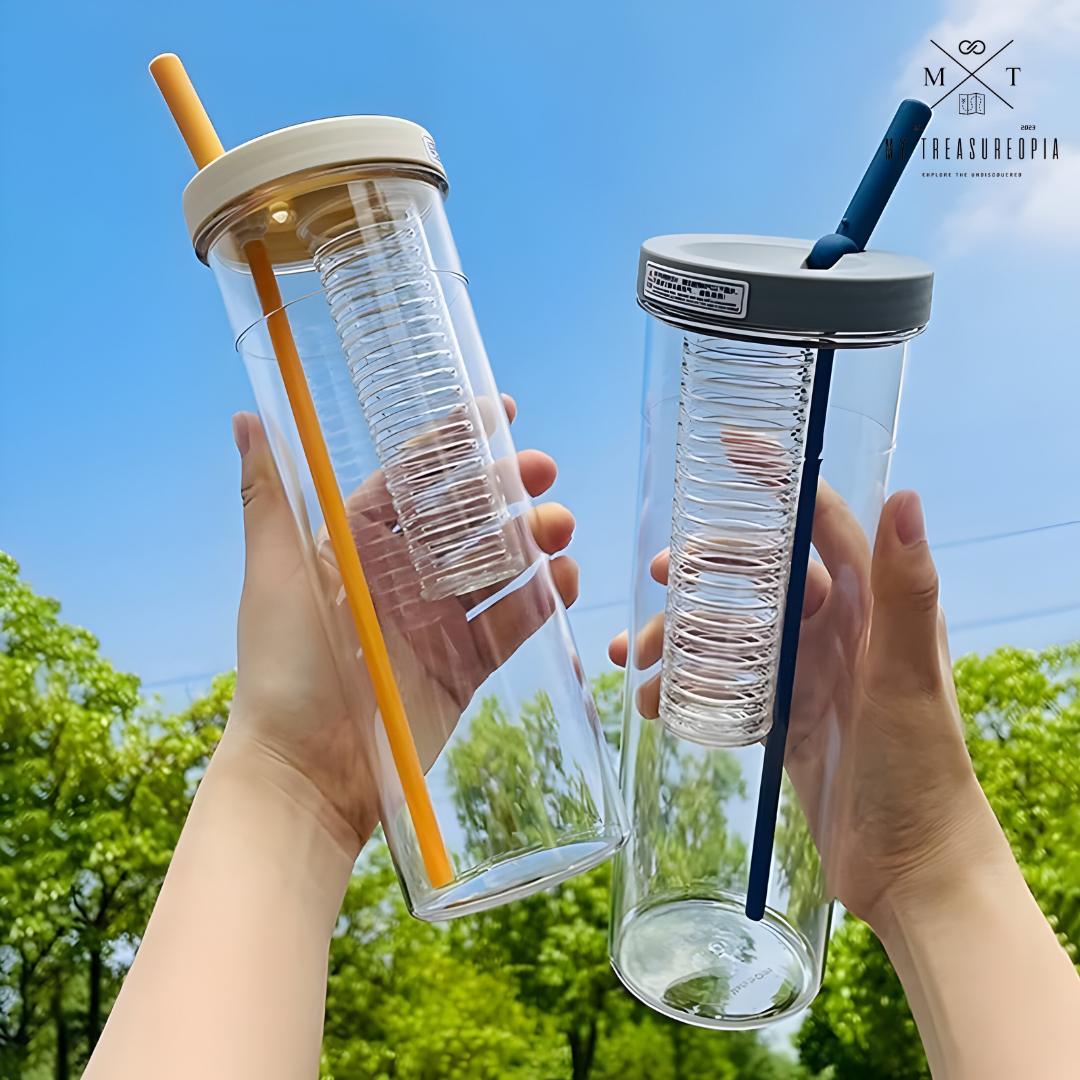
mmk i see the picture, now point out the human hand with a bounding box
[609,483,990,932]
[227,395,578,852]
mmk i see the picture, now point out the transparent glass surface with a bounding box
[211,171,627,918]
[609,314,907,1027]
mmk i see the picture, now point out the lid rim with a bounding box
[638,233,933,339]
[182,115,448,246]
[189,160,448,264]
[638,298,928,349]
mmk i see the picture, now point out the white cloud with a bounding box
[897,0,1080,251]
[941,144,1080,252]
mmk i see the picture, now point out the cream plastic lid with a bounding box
[182,115,447,244]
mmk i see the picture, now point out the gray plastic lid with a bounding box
[638,234,933,347]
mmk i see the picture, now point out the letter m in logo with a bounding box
[925,67,945,86]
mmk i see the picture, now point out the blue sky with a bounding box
[2,0,1079,702]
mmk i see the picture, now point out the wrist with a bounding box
[86,714,366,1079]
[866,779,1080,1080]
[869,776,1017,948]
[197,721,367,919]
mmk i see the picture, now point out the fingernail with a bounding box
[232,413,250,458]
[894,490,926,546]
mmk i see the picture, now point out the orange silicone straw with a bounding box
[150,53,453,888]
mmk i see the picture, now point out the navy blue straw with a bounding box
[744,99,930,923]
[745,348,833,921]
[807,99,932,271]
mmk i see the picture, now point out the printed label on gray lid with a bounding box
[643,261,749,319]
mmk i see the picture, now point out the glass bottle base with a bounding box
[611,894,822,1028]
[411,833,625,922]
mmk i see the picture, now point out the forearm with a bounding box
[873,784,1080,1080]
[84,721,363,1080]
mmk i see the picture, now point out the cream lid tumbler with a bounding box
[152,55,627,920]
[610,101,934,1026]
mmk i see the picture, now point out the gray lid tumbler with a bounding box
[609,101,935,1027]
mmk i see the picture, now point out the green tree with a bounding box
[955,642,1080,961]
[773,775,827,937]
[447,678,804,1080]
[796,642,1080,1077]
[1,554,806,1079]
[451,858,807,1080]
[322,842,567,1080]
[446,692,600,867]
[0,552,226,1078]
[626,719,747,906]
[795,915,927,1080]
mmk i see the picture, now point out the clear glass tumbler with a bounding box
[183,116,628,919]
[610,233,931,1027]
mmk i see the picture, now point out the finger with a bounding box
[502,393,517,424]
[812,478,872,590]
[343,466,394,524]
[634,612,665,670]
[233,413,299,584]
[868,490,942,693]
[636,674,661,719]
[803,559,831,620]
[475,396,502,438]
[550,555,579,608]
[609,629,629,667]
[527,502,575,555]
[720,427,793,487]
[936,606,964,731]
[517,449,558,498]
[650,549,670,586]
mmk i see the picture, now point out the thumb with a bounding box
[868,490,943,694]
[232,412,300,584]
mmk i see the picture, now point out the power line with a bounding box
[950,601,1080,635]
[571,519,1080,613]
[140,518,1080,686]
[142,669,228,689]
[935,519,1080,550]
[570,598,628,614]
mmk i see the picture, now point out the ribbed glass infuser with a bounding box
[178,115,628,919]
[609,232,933,1027]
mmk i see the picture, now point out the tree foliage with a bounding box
[441,680,803,1080]
[447,858,806,1080]
[1,557,804,1079]
[795,915,927,1080]
[797,642,1080,1077]
[446,692,600,866]
[322,842,567,1080]
[0,552,226,1078]
[955,643,1080,961]
[36,551,1080,1077]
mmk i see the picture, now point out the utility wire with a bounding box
[951,601,1080,634]
[934,519,1080,550]
[142,517,1080,686]
[143,669,228,690]
[571,518,1080,613]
